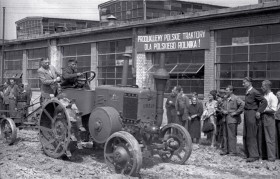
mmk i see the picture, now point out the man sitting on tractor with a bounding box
[61,58,83,88]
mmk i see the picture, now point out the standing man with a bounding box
[175,86,189,128]
[275,91,280,159]
[242,77,267,162]
[6,78,19,117]
[259,80,278,161]
[1,82,9,116]
[220,85,244,156]
[60,58,82,88]
[37,58,61,103]
[165,86,177,124]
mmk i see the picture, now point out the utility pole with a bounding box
[1,7,5,84]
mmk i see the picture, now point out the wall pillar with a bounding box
[91,43,98,89]
[22,50,27,85]
[49,39,61,73]
[204,30,215,99]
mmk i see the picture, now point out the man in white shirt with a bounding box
[260,80,278,162]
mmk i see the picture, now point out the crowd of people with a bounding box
[165,77,280,162]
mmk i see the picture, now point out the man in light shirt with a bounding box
[275,91,280,159]
[242,77,267,162]
[259,80,278,162]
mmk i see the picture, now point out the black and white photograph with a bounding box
[0,0,280,178]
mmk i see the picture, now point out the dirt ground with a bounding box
[1,129,280,179]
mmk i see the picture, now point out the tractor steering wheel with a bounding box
[77,71,96,83]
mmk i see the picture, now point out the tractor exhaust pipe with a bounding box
[154,53,169,127]
[121,46,132,86]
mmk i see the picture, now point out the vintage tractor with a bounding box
[0,78,41,145]
[35,53,192,176]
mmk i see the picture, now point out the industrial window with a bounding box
[149,50,205,94]
[62,43,91,73]
[27,48,48,88]
[4,50,23,81]
[216,24,280,95]
[97,39,132,86]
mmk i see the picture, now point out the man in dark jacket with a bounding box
[242,77,267,162]
[61,59,82,88]
[165,86,178,124]
[220,85,244,156]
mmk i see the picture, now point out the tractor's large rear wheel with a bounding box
[104,131,142,176]
[159,123,192,164]
[39,99,78,158]
[0,117,17,145]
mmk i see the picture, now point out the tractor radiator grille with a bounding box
[123,94,138,120]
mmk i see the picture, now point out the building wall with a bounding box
[3,4,280,100]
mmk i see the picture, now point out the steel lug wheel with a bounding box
[39,99,78,158]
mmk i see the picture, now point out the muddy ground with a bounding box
[1,129,279,179]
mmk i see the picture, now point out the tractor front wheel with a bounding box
[159,123,192,164]
[104,131,142,176]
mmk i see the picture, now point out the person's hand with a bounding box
[77,73,82,77]
[191,114,197,118]
[169,101,173,104]
[222,110,228,115]
[230,112,236,117]
[188,116,192,120]
[177,111,180,115]
[56,76,61,82]
[54,77,61,82]
[256,112,261,119]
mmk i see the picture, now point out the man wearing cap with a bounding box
[259,80,278,161]
[38,58,61,103]
[242,77,267,162]
[61,58,83,88]
[220,85,244,156]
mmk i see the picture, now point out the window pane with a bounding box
[77,43,91,55]
[267,62,280,70]
[232,27,248,37]
[216,47,231,55]
[269,52,280,61]
[218,55,231,63]
[63,45,76,56]
[249,71,266,79]
[232,54,248,62]
[77,56,91,67]
[232,71,247,78]
[250,63,266,70]
[268,44,280,52]
[250,53,267,62]
[107,54,116,66]
[233,46,248,54]
[98,42,109,54]
[232,63,247,70]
